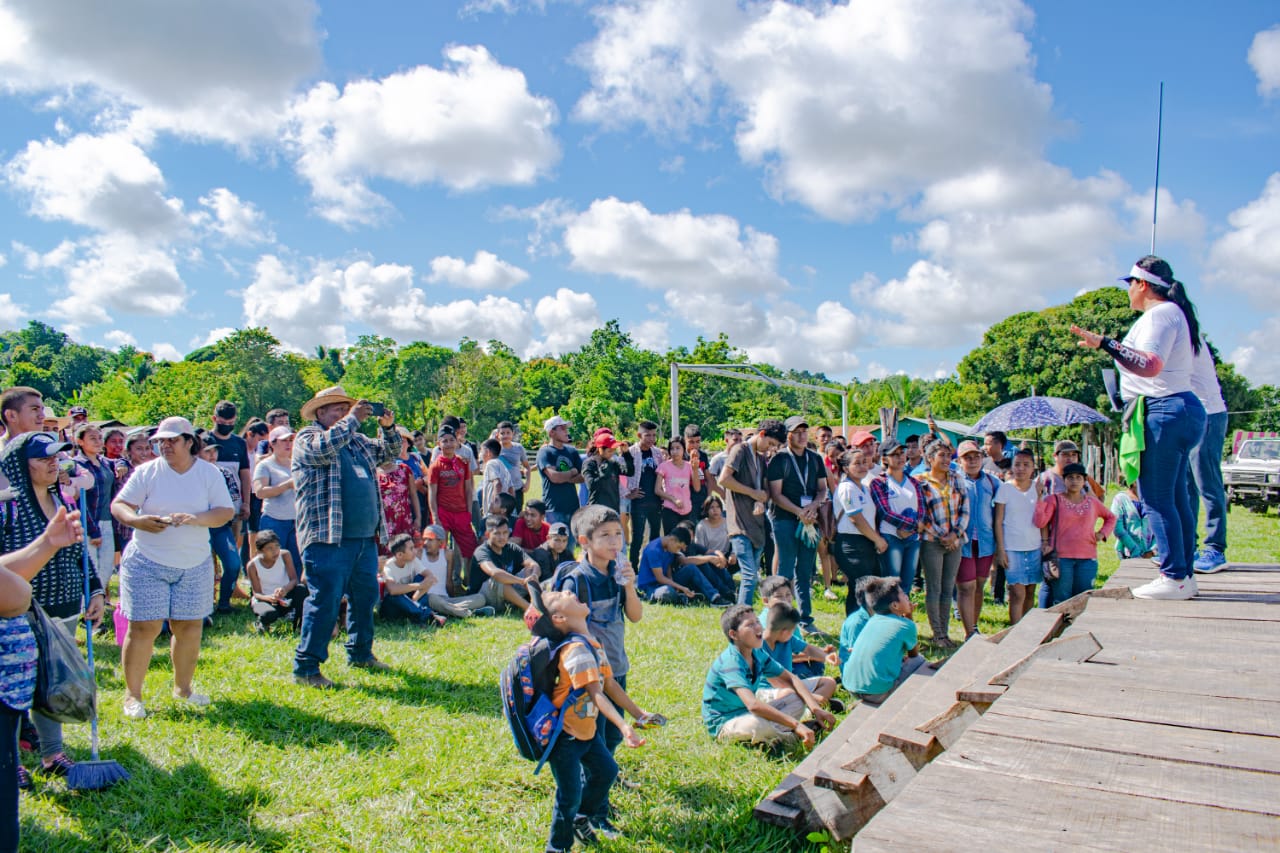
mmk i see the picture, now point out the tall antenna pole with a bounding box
[1151,82,1164,254]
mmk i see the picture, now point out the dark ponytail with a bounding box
[1135,255,1201,355]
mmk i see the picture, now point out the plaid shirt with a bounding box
[292,414,402,553]
[915,469,970,543]
[869,472,929,534]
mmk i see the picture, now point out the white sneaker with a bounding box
[173,690,211,707]
[1132,574,1196,600]
[122,697,147,720]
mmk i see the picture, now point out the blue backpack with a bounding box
[500,631,598,774]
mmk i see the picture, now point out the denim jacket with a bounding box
[960,469,1001,558]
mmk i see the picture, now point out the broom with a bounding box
[66,490,130,790]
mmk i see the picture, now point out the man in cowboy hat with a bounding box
[291,386,402,688]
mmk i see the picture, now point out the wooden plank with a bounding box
[1051,659,1280,701]
[1082,642,1275,673]
[852,761,1280,852]
[1070,609,1274,645]
[1107,570,1280,590]
[954,610,1064,703]
[1078,596,1280,622]
[974,704,1280,775]
[996,661,1280,738]
[987,632,1101,686]
[1046,586,1133,620]
[937,730,1280,815]
[752,797,801,828]
[874,637,996,763]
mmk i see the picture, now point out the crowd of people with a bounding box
[0,255,1235,852]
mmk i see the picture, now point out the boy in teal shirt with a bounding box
[836,576,877,668]
[841,577,931,704]
[759,575,833,678]
[762,602,842,713]
[703,605,835,748]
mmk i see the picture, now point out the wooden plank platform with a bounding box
[852,561,1280,851]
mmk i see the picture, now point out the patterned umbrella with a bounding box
[973,395,1111,433]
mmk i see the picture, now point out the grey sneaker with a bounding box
[472,606,497,617]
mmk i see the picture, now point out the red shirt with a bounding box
[427,454,471,514]
[513,517,548,550]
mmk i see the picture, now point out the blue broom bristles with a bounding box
[66,490,129,791]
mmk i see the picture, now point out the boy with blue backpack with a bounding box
[511,583,656,852]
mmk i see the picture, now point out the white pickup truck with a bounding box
[1222,437,1280,514]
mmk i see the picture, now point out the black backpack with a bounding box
[499,631,597,774]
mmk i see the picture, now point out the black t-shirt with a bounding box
[528,544,574,582]
[582,456,623,511]
[687,449,710,517]
[536,443,583,516]
[469,540,528,594]
[766,447,824,523]
[635,448,660,507]
[204,432,249,507]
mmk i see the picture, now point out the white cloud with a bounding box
[1121,187,1206,250]
[1207,172,1280,303]
[193,189,273,245]
[629,319,669,352]
[0,0,321,144]
[576,0,1051,220]
[286,45,560,227]
[5,132,187,238]
[1249,25,1280,97]
[242,253,590,355]
[1230,316,1280,385]
[103,329,138,347]
[39,234,186,326]
[0,253,6,268]
[150,342,184,362]
[530,288,599,355]
[0,294,28,331]
[194,327,237,349]
[562,197,786,294]
[427,250,529,290]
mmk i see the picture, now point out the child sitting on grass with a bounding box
[842,577,931,705]
[762,603,843,714]
[703,604,836,748]
[1033,462,1116,606]
[759,575,833,679]
[415,526,496,619]
[1110,478,1155,560]
[378,533,446,627]
[526,585,656,852]
[529,521,574,582]
[246,530,306,633]
[836,575,877,669]
[635,527,727,605]
[514,500,550,551]
[470,514,541,612]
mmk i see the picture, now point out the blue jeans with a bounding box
[212,522,243,609]
[645,563,721,604]
[600,674,626,755]
[379,586,435,624]
[731,534,764,606]
[1048,558,1098,606]
[545,732,618,851]
[1138,392,1206,580]
[259,515,301,574]
[879,534,921,593]
[1188,409,1228,554]
[545,510,573,528]
[772,516,816,623]
[294,537,380,676]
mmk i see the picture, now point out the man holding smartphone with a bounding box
[291,386,402,689]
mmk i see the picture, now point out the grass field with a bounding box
[18,496,1278,852]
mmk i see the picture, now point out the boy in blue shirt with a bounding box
[552,505,646,761]
[703,605,835,748]
[635,527,727,605]
[837,575,877,668]
[842,577,931,704]
[762,602,842,713]
[759,575,833,677]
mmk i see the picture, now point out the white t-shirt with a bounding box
[116,457,234,569]
[1118,301,1193,400]
[419,550,448,595]
[835,478,872,536]
[994,480,1040,552]
[251,552,290,592]
[253,456,296,521]
[1189,337,1226,415]
[878,474,920,537]
[383,554,424,587]
[861,462,884,488]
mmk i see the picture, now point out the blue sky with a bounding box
[1,1,1277,385]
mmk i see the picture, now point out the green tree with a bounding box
[522,358,575,413]
[207,328,313,423]
[3,362,56,400]
[50,343,106,400]
[436,343,523,436]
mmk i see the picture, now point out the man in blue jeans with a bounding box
[290,386,402,688]
[766,416,829,631]
[718,419,786,607]
[1188,340,1229,573]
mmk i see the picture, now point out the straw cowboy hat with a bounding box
[301,386,357,422]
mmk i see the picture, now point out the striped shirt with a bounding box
[291,414,402,552]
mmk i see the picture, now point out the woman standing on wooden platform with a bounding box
[1070,255,1206,600]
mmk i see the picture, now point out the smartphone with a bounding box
[369,402,385,417]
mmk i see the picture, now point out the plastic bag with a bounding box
[29,602,96,723]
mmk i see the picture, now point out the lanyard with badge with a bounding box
[787,449,814,508]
